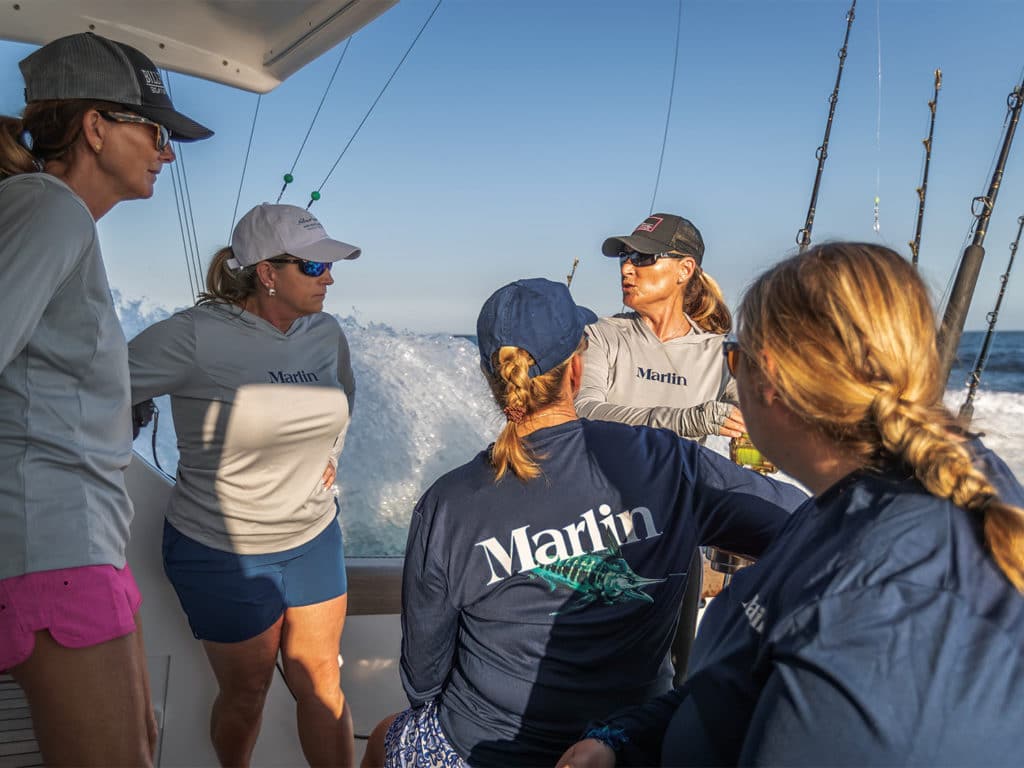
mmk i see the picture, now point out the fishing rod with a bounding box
[937,73,1024,386]
[566,257,580,288]
[909,69,942,267]
[958,213,1024,425]
[796,0,857,253]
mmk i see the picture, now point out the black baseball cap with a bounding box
[19,32,212,142]
[601,213,705,264]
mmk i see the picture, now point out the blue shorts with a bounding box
[162,515,347,643]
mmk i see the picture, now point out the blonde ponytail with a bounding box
[685,268,731,334]
[197,247,259,306]
[485,341,582,481]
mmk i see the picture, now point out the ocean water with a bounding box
[118,297,1024,557]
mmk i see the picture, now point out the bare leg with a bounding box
[10,620,153,767]
[361,714,398,768]
[202,616,284,768]
[280,594,353,767]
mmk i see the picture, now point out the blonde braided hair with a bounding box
[738,242,1024,591]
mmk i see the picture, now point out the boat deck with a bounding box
[0,675,39,768]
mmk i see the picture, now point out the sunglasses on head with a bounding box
[98,111,171,151]
[267,256,332,277]
[618,250,687,268]
[722,335,742,376]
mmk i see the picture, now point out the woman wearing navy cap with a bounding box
[361,278,807,768]
[0,31,210,766]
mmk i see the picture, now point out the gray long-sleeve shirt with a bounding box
[575,313,736,439]
[0,173,134,580]
[128,303,354,554]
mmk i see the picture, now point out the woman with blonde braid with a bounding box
[362,278,807,768]
[557,242,1024,768]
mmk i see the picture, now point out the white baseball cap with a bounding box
[228,203,361,269]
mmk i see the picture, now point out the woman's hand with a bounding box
[555,739,616,768]
[322,462,336,488]
[717,406,746,439]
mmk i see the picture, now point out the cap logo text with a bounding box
[634,216,663,234]
[141,69,167,95]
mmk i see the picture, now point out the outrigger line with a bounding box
[649,0,684,216]
[909,69,942,268]
[937,73,1024,386]
[275,39,353,204]
[958,213,1024,426]
[796,0,856,253]
[307,0,444,209]
[229,93,262,240]
[872,0,881,235]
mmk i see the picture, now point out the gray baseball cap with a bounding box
[19,32,212,142]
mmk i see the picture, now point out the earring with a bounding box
[94,143,102,152]
[681,271,688,279]
[268,287,276,297]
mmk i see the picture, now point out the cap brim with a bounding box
[576,305,598,326]
[292,238,361,263]
[601,234,669,257]
[134,103,213,142]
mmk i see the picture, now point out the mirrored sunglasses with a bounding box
[98,111,171,150]
[618,250,686,268]
[267,257,333,277]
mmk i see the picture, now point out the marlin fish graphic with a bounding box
[527,542,665,615]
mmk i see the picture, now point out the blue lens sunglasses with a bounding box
[267,257,332,277]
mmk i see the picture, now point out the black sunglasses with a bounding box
[618,250,687,268]
[267,257,332,277]
[722,335,742,376]
[98,111,171,151]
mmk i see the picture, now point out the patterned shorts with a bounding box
[384,700,467,768]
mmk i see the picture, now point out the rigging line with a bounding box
[168,151,200,301]
[164,71,204,298]
[309,0,444,208]
[872,0,881,235]
[276,40,353,204]
[230,93,263,238]
[649,0,684,216]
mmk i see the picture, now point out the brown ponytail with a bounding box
[196,247,260,306]
[684,267,731,334]
[1,100,122,179]
[739,242,1024,592]
[485,340,583,481]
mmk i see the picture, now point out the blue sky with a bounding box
[2,0,1023,333]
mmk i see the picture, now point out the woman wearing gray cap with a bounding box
[0,32,211,766]
[576,213,743,442]
[360,278,806,768]
[128,203,360,767]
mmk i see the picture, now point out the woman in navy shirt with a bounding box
[557,242,1024,767]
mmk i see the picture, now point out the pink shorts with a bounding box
[0,564,142,672]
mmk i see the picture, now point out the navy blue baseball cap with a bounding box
[477,278,597,378]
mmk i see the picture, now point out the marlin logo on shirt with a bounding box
[636,367,687,386]
[528,545,665,615]
[268,369,320,383]
[474,503,662,586]
[742,594,766,634]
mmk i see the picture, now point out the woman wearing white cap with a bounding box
[0,31,211,766]
[128,203,361,767]
[361,278,806,768]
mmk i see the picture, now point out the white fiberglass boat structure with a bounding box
[1,2,409,765]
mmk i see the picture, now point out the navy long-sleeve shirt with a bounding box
[399,418,807,766]
[606,440,1024,767]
